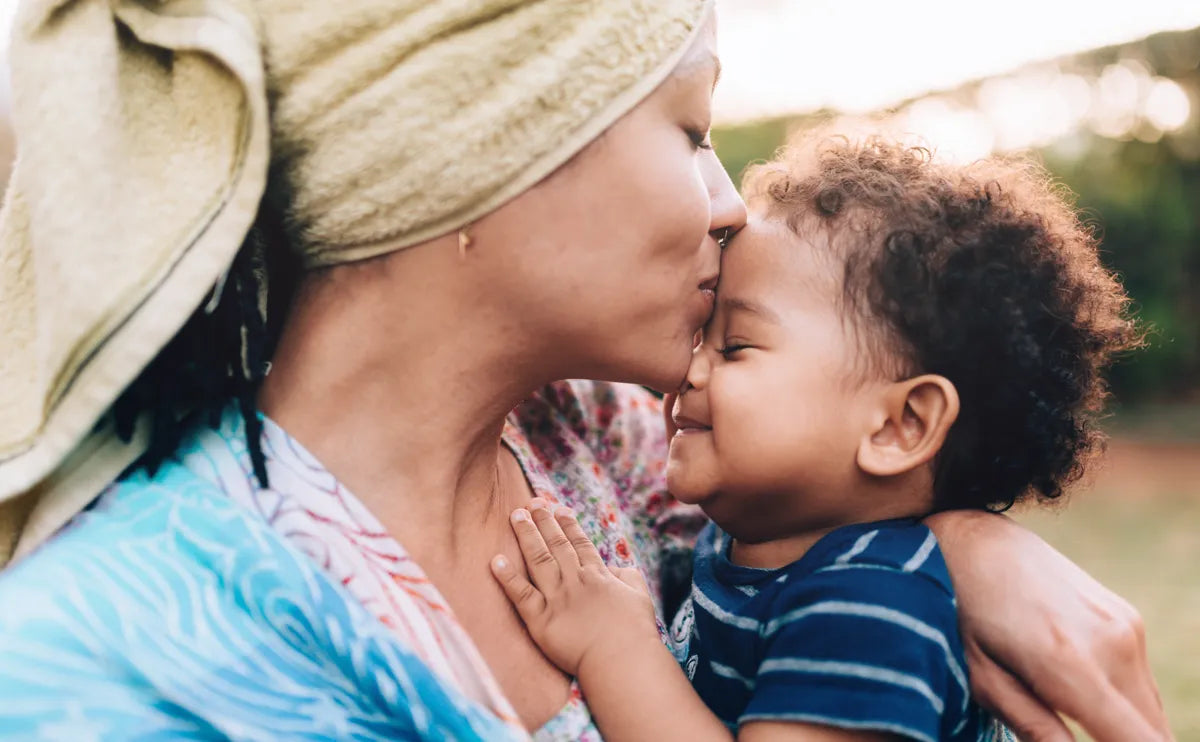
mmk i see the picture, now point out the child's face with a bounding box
[666,216,886,542]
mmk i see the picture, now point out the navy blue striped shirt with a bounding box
[668,520,1010,742]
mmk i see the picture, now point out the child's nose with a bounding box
[682,341,712,393]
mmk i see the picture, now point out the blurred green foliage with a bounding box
[1048,136,1200,401]
[713,117,1200,405]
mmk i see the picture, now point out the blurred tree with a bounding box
[711,116,798,185]
[1048,135,1200,401]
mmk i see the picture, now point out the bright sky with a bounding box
[713,0,1200,122]
[3,1,1200,122]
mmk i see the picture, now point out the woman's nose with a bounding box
[702,149,747,242]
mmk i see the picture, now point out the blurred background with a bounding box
[1,1,1197,737]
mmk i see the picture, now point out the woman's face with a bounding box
[477,15,747,393]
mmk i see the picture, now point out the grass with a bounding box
[1013,435,1200,740]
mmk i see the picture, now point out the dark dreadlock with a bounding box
[110,200,299,487]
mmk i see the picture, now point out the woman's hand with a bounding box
[490,498,662,678]
[926,510,1171,742]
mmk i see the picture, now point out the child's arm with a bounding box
[489,500,896,742]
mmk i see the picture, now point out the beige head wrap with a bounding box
[0,0,714,563]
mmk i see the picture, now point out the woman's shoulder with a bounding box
[1,462,234,590]
[0,461,287,664]
[0,464,255,732]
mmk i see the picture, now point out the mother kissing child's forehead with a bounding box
[0,1,1170,740]
[494,130,1142,742]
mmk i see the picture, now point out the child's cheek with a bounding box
[710,370,766,464]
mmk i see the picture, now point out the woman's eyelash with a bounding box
[688,128,713,150]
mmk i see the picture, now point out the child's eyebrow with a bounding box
[721,296,779,323]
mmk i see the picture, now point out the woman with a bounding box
[0,0,1169,740]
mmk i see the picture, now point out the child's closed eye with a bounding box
[717,343,750,359]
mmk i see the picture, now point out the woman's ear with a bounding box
[856,374,960,478]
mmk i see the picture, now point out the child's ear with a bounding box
[856,374,960,478]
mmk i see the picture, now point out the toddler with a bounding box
[489,133,1140,742]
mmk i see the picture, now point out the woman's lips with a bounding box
[697,274,718,311]
[689,289,715,328]
[693,276,718,323]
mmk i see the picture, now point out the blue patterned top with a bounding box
[0,459,524,741]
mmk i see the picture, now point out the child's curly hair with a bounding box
[743,133,1143,512]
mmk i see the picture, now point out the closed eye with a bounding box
[687,127,714,150]
[717,344,749,359]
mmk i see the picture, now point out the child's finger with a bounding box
[554,506,605,570]
[490,554,546,622]
[510,508,561,590]
[529,499,580,576]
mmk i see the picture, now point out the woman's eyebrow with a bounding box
[721,296,778,323]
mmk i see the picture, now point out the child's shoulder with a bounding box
[736,520,982,741]
[795,518,955,602]
[754,519,962,644]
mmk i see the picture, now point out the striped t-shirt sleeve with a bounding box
[741,566,970,742]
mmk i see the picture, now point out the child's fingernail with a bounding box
[493,555,507,569]
[554,505,573,518]
[529,497,547,510]
[511,509,529,522]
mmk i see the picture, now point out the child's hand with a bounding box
[490,498,662,678]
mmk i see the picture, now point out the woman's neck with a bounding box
[258,236,552,567]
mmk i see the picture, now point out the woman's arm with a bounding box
[927,510,1171,742]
